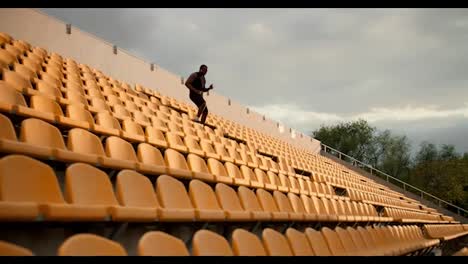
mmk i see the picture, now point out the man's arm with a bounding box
[185,73,202,94]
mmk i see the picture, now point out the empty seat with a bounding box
[56,128,105,165]
[58,104,94,129]
[0,81,29,113]
[137,231,189,256]
[186,154,215,182]
[166,132,189,153]
[133,111,152,127]
[189,180,226,221]
[285,228,314,256]
[0,155,105,221]
[101,136,138,169]
[254,169,276,191]
[114,170,159,220]
[287,193,318,221]
[151,117,169,133]
[273,191,304,221]
[184,136,205,156]
[305,228,332,256]
[214,144,235,163]
[262,228,293,256]
[145,126,168,148]
[200,140,221,160]
[240,165,264,188]
[231,228,267,256]
[136,143,168,175]
[237,186,271,221]
[267,171,288,192]
[321,227,348,256]
[112,104,132,121]
[256,189,289,221]
[192,230,233,256]
[0,240,34,256]
[215,183,251,221]
[206,158,234,184]
[155,175,195,221]
[93,112,121,136]
[66,163,157,222]
[121,119,146,142]
[225,162,250,186]
[18,118,66,159]
[27,95,64,123]
[164,148,193,180]
[57,234,127,256]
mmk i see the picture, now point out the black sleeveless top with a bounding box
[190,72,204,97]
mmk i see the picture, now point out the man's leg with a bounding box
[197,101,207,119]
[200,106,208,124]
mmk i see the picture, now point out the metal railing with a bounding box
[321,144,468,218]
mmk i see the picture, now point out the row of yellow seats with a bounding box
[0,155,386,223]
[0,224,439,256]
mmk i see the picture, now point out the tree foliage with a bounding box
[312,120,468,210]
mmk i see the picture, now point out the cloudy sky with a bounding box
[41,8,468,154]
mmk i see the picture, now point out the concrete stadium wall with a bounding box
[0,8,321,154]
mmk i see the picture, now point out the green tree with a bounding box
[438,144,460,161]
[313,119,375,162]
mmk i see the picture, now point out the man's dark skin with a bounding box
[185,64,213,124]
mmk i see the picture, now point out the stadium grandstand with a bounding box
[0,8,466,256]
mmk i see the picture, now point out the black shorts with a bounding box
[189,92,206,108]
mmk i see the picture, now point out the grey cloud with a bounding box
[41,8,468,153]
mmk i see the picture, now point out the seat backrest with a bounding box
[145,126,166,141]
[200,140,217,154]
[67,128,105,156]
[256,189,279,213]
[231,228,267,256]
[156,175,193,210]
[66,104,94,123]
[225,162,244,180]
[58,234,127,256]
[237,186,263,212]
[133,111,150,123]
[112,104,131,118]
[138,231,189,256]
[2,70,32,92]
[36,80,62,98]
[215,183,245,212]
[189,179,222,211]
[184,136,202,150]
[301,195,319,215]
[191,230,233,256]
[288,193,308,214]
[30,95,64,116]
[262,228,293,256]
[207,158,229,177]
[164,148,190,170]
[19,118,66,150]
[0,155,65,203]
[285,228,314,256]
[90,98,112,112]
[321,227,347,256]
[272,191,294,214]
[122,119,145,136]
[0,240,34,256]
[94,112,122,130]
[65,163,119,206]
[356,226,375,249]
[0,114,17,141]
[278,174,292,189]
[240,165,259,182]
[335,227,358,255]
[115,170,159,208]
[136,143,166,167]
[305,228,332,256]
[186,154,211,174]
[266,171,281,187]
[104,136,138,162]
[0,81,28,106]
